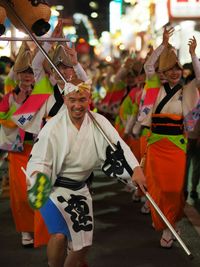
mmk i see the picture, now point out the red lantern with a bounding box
[0,0,51,36]
[0,5,6,35]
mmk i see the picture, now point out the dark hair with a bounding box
[0,56,14,67]
[0,61,6,74]
[20,67,33,74]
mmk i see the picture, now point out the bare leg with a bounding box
[47,233,68,267]
[64,246,90,267]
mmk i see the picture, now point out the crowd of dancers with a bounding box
[0,20,200,267]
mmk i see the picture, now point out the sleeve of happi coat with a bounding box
[94,113,140,171]
[32,42,52,83]
[26,128,54,180]
[144,44,165,79]
[183,55,200,116]
[73,63,88,81]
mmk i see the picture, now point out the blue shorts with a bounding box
[40,198,72,240]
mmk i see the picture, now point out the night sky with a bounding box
[47,0,111,36]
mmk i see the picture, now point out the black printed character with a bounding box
[57,195,93,232]
[102,141,133,178]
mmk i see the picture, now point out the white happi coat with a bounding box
[27,108,139,182]
[0,93,24,151]
[26,108,139,250]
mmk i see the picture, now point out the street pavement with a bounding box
[0,170,200,267]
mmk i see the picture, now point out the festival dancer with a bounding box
[0,42,35,247]
[139,27,200,248]
[11,20,89,249]
[25,78,146,267]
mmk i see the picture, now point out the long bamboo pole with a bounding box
[0,37,70,42]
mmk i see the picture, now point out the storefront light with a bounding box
[91,12,98,18]
[55,5,64,11]
[155,0,169,30]
[106,55,112,62]
[119,43,125,50]
[89,1,98,9]
[50,6,60,17]
[135,36,141,51]
[109,1,122,34]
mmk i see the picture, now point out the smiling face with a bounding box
[163,64,182,87]
[17,68,34,89]
[64,90,91,128]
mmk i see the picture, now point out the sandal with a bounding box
[160,229,173,248]
[21,232,34,248]
[141,202,150,214]
[132,189,141,202]
[160,237,173,248]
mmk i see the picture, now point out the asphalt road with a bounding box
[0,171,200,267]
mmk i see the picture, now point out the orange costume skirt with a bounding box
[146,138,185,230]
[115,124,141,163]
[126,136,141,163]
[34,211,50,247]
[8,143,34,232]
[8,143,50,246]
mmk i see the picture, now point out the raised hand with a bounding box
[162,26,174,46]
[51,19,63,38]
[188,36,197,56]
[64,43,78,66]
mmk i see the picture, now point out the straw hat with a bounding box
[52,45,73,68]
[13,41,33,73]
[158,44,182,72]
[132,60,144,75]
[42,46,55,74]
[129,59,144,76]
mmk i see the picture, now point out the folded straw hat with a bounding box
[52,44,73,68]
[131,59,144,76]
[13,41,33,73]
[42,46,55,74]
[158,44,182,72]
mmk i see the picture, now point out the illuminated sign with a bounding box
[109,1,122,33]
[168,0,200,19]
